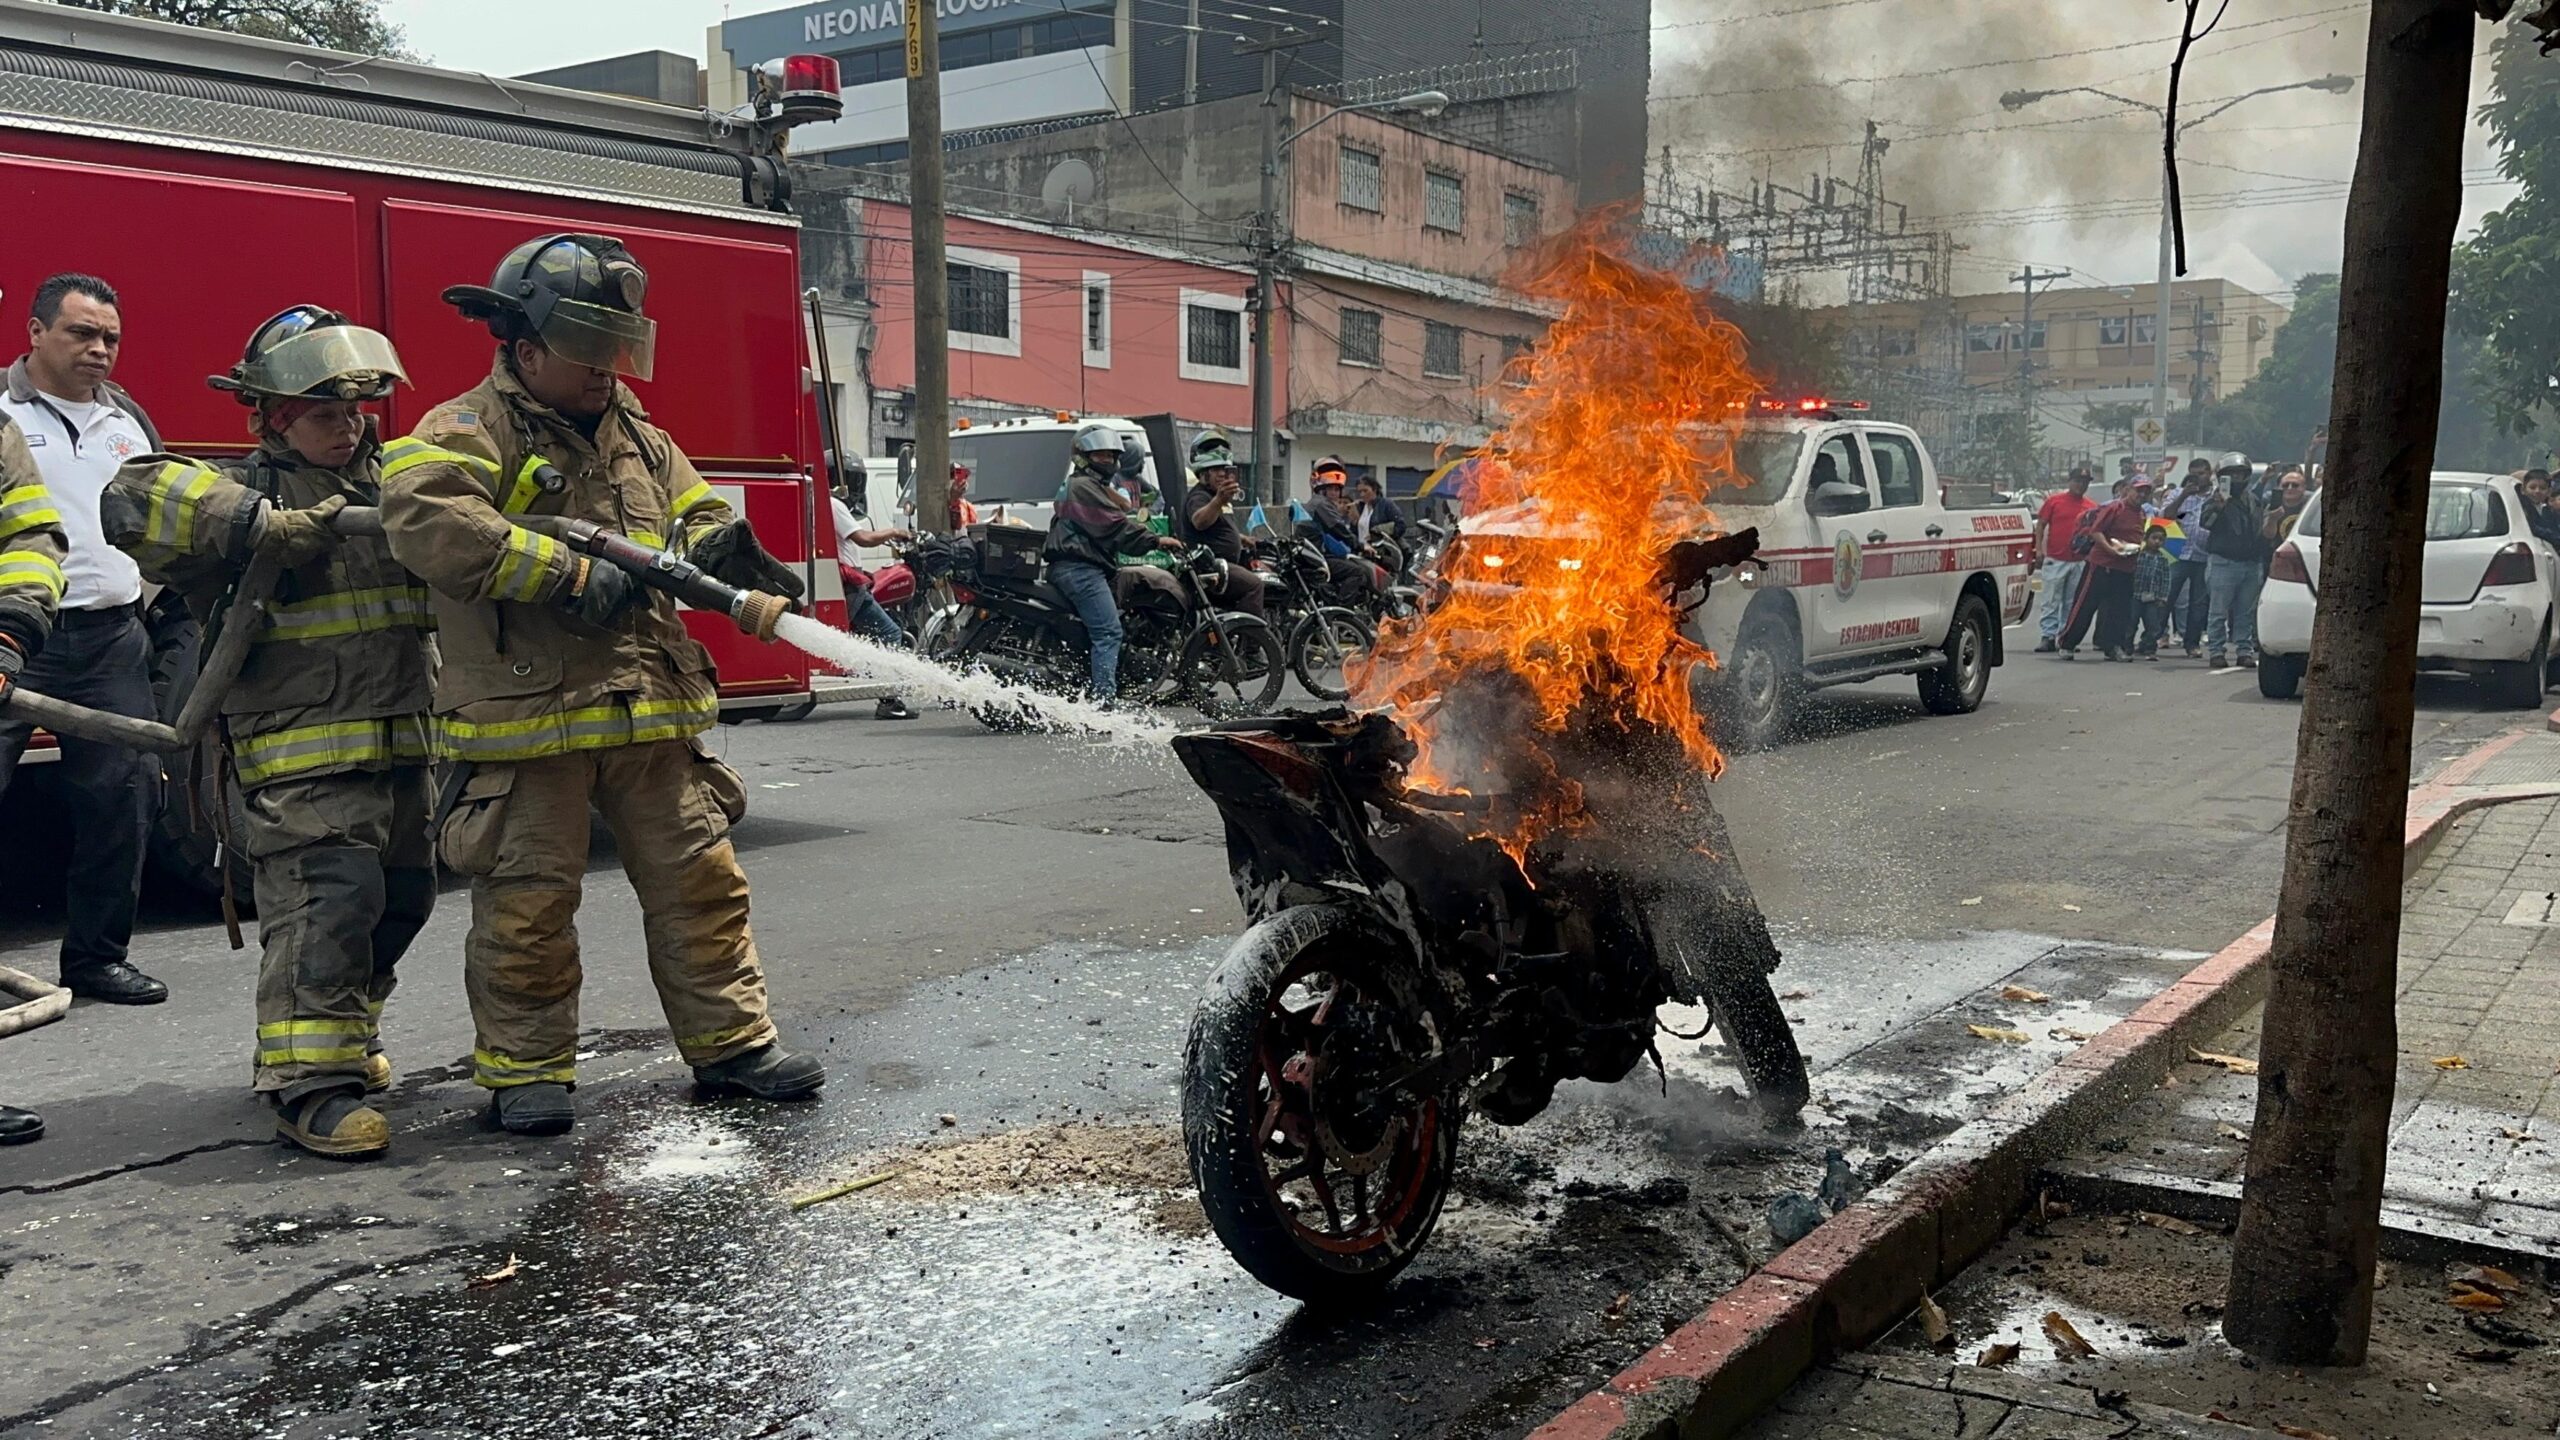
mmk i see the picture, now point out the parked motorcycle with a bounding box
[1172,531,1807,1303]
[942,525,1285,724]
[1250,535,1376,703]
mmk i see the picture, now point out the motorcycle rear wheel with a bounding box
[1288,607,1374,702]
[1183,911,1459,1303]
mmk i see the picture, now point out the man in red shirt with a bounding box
[2059,474,2153,660]
[2031,465,2097,653]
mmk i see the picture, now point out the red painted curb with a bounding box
[1529,736,2560,1440]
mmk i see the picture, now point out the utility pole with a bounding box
[2186,294,2217,452]
[1241,25,1318,506]
[2224,0,2485,1367]
[906,0,953,534]
[2013,266,2067,486]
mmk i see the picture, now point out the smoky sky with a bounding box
[1647,1,2509,304]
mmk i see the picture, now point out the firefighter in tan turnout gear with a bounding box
[379,232,821,1137]
[0,404,71,1148]
[104,308,435,1159]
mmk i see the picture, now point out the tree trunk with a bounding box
[2225,0,2480,1366]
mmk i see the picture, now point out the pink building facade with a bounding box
[862,202,1273,448]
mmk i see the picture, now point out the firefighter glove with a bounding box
[560,555,640,627]
[689,518,807,603]
[255,495,350,567]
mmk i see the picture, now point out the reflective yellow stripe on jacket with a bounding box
[434,694,718,763]
[378,437,496,484]
[232,715,435,786]
[491,526,559,603]
[0,549,65,601]
[256,1017,372,1067]
[259,585,436,644]
[0,484,61,541]
[141,460,222,552]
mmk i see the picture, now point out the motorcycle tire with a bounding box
[1177,613,1285,718]
[1288,607,1374,703]
[1700,961,1811,1123]
[1183,905,1459,1303]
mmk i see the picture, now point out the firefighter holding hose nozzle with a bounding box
[379,232,822,1138]
[102,306,436,1159]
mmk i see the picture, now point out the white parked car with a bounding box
[2256,471,2557,706]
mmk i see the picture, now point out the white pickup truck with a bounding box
[1456,406,2036,749]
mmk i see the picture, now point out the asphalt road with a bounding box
[0,634,2530,1438]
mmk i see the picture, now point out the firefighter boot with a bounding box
[693,1045,824,1101]
[275,1082,389,1160]
[491,1082,575,1136]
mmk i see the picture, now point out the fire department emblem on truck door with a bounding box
[1833,531,1861,600]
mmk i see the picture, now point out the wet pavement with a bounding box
[0,653,2528,1437]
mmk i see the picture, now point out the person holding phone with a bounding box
[2200,462,2268,668]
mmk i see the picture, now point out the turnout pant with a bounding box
[0,606,153,978]
[438,738,777,1089]
[2060,566,2137,655]
[244,767,436,1097]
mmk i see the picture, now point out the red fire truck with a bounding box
[0,1,848,897]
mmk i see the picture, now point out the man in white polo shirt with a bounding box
[0,274,167,1005]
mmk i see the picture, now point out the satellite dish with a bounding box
[1041,159,1097,221]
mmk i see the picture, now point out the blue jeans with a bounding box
[848,588,906,646]
[2204,554,2262,659]
[2037,559,2085,640]
[1048,559,1123,700]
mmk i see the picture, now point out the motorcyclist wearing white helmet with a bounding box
[1040,421,1177,701]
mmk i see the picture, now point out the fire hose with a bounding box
[0,509,793,753]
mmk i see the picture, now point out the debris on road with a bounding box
[1999,985,2051,1004]
[2430,1054,2471,1070]
[789,1169,900,1211]
[1768,1191,1826,1244]
[2042,1310,2099,1359]
[1975,1341,2020,1368]
[2215,1121,2251,1142]
[2137,1211,2205,1237]
[1966,1023,2031,1044]
[2188,1047,2259,1075]
[1917,1293,1955,1351]
[466,1254,522,1290]
[2050,1026,2095,1042]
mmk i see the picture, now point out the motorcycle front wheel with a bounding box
[1177,613,1285,718]
[1288,607,1374,703]
[1183,907,1459,1303]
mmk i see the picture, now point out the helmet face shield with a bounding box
[239,325,408,401]
[536,299,657,381]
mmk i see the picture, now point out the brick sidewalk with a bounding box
[2047,794,2560,1259]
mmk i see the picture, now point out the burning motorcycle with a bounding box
[1173,529,1808,1302]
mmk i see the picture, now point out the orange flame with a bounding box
[1353,215,1764,857]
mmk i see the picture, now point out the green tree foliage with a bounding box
[2079,400,2144,441]
[51,0,411,57]
[2177,272,2536,470]
[2452,22,2560,437]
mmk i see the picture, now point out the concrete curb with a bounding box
[1529,732,2560,1440]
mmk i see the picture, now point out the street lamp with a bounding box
[1248,88,1450,502]
[2000,75,2354,468]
